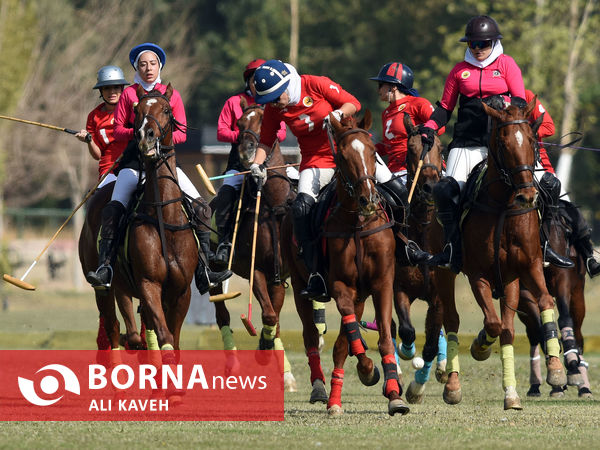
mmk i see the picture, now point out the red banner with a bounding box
[0,350,284,421]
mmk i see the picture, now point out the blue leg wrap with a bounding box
[437,330,447,362]
[400,342,416,359]
[415,360,433,384]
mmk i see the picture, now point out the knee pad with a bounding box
[432,177,460,205]
[291,193,315,220]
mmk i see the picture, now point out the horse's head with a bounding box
[482,98,538,208]
[134,84,174,163]
[237,97,264,169]
[404,113,443,198]
[330,110,379,216]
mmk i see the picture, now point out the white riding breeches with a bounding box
[375,152,407,185]
[98,172,117,190]
[446,146,488,191]
[111,167,200,208]
[298,168,336,200]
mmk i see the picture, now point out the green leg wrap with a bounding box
[274,337,292,373]
[161,344,174,351]
[220,325,237,351]
[541,309,560,357]
[501,344,517,390]
[262,324,277,341]
[446,332,460,374]
[481,331,497,350]
[145,329,160,350]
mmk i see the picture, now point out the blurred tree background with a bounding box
[1,0,599,230]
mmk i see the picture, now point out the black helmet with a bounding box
[459,15,503,42]
[370,62,414,89]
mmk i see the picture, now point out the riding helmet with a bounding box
[243,59,266,81]
[370,62,418,96]
[459,15,503,42]
[253,59,292,104]
[93,65,129,89]
[129,43,167,70]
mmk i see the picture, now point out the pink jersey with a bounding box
[375,96,439,173]
[217,92,286,144]
[114,83,187,144]
[260,75,361,170]
[525,89,555,173]
[86,103,127,178]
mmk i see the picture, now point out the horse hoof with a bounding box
[549,386,565,398]
[435,360,448,384]
[357,364,380,387]
[546,356,568,387]
[470,338,492,361]
[388,398,410,416]
[503,386,522,410]
[328,404,343,416]
[526,384,541,397]
[443,386,462,405]
[578,387,593,399]
[284,372,297,393]
[310,379,328,404]
[567,372,584,387]
[406,380,425,404]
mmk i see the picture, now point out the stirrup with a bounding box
[300,273,329,302]
[214,242,232,265]
[543,242,574,269]
[405,240,433,265]
[86,264,113,291]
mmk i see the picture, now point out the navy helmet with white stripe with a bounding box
[253,59,291,104]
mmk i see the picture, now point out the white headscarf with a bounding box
[133,50,162,91]
[464,40,503,68]
[284,63,302,105]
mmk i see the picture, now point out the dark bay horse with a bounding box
[518,199,591,398]
[210,98,298,390]
[395,114,455,404]
[459,99,567,409]
[80,84,196,358]
[284,111,407,416]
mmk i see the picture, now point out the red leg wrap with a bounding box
[382,354,400,397]
[307,347,325,384]
[327,368,344,409]
[342,314,366,356]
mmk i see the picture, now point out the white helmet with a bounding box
[93,65,129,89]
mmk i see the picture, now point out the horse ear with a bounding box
[165,83,173,100]
[358,109,372,131]
[403,113,416,134]
[136,84,145,100]
[240,96,248,110]
[532,111,544,136]
[481,101,503,121]
[524,95,537,118]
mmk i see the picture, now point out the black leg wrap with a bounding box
[382,359,402,396]
[343,320,368,356]
[542,321,559,342]
[313,308,326,325]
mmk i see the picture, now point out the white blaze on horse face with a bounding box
[146,99,158,106]
[350,138,374,194]
[138,116,149,141]
[515,130,523,147]
[246,111,256,120]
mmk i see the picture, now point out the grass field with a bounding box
[0,276,599,448]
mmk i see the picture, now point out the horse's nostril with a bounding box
[359,196,369,208]
[422,183,433,194]
[147,128,154,138]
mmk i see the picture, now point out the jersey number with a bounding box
[384,119,394,140]
[298,114,314,132]
[99,128,110,145]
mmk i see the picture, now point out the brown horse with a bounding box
[80,84,196,359]
[518,199,591,398]
[284,111,407,416]
[393,114,455,404]
[457,99,567,409]
[210,98,298,389]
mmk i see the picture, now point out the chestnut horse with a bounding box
[80,84,196,359]
[284,112,407,416]
[395,114,455,404]
[210,98,298,390]
[518,199,591,398]
[456,99,567,410]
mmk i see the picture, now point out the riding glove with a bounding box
[419,125,436,149]
[322,109,344,129]
[250,163,267,184]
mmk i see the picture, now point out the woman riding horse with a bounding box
[85,42,232,295]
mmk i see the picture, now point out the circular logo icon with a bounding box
[493,70,501,77]
[397,104,406,112]
[302,96,313,107]
[461,70,470,79]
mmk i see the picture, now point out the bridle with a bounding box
[136,91,176,153]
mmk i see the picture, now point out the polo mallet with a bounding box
[208,163,299,181]
[3,155,122,290]
[210,178,246,302]
[0,114,91,142]
[195,163,216,196]
[407,142,431,204]
[241,177,263,336]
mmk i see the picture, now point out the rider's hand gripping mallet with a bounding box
[241,178,263,336]
[407,143,431,204]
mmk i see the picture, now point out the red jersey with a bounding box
[260,75,361,170]
[375,96,438,173]
[525,89,555,173]
[86,104,127,177]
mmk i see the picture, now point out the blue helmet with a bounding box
[129,43,166,70]
[253,59,292,104]
[370,62,418,96]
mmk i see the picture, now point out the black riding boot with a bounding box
[213,185,238,269]
[86,200,125,290]
[292,193,328,302]
[538,172,574,268]
[379,177,433,266]
[192,198,232,295]
[429,177,462,273]
[575,234,600,278]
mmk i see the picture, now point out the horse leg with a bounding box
[95,290,120,350]
[140,281,175,352]
[436,268,461,404]
[517,289,543,397]
[469,277,501,362]
[328,324,348,416]
[394,290,416,360]
[555,288,583,387]
[165,288,191,351]
[268,282,297,392]
[499,280,522,410]
[570,282,592,397]
[212,299,240,376]
[114,289,143,350]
